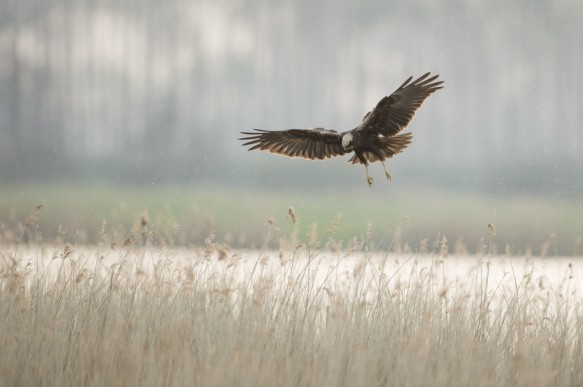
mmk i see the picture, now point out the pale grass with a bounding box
[1,240,582,387]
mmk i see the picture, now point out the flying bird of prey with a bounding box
[240,72,443,186]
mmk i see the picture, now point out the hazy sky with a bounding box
[1,0,582,186]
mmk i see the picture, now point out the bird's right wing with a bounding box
[358,73,443,137]
[239,128,346,160]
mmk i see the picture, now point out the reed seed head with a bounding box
[488,223,496,237]
[288,207,298,224]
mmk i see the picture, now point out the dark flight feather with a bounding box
[239,128,346,160]
[358,72,443,137]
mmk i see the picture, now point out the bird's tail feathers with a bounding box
[348,133,413,164]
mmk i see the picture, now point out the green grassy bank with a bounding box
[0,183,581,255]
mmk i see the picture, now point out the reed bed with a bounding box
[2,232,583,387]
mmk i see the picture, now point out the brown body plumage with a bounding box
[240,72,443,186]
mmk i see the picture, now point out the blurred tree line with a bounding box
[1,0,582,194]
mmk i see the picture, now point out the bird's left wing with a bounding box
[358,72,443,137]
[239,128,346,160]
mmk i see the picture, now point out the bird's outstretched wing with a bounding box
[358,73,443,137]
[239,128,346,160]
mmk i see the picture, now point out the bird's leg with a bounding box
[365,164,373,187]
[381,161,392,181]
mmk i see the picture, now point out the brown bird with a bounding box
[240,73,443,186]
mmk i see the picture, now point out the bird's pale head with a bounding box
[341,133,354,150]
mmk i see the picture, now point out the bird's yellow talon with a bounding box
[367,176,374,187]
